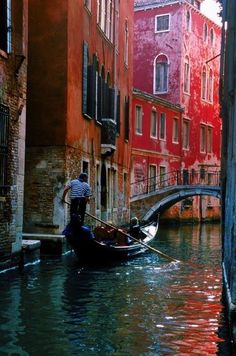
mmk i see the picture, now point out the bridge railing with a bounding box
[130,169,220,198]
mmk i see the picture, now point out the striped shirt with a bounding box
[68,179,91,199]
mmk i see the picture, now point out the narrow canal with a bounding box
[0,223,233,355]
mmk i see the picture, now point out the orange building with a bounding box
[24,0,134,233]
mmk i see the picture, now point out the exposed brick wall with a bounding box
[0,1,28,268]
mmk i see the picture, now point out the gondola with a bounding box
[63,215,159,264]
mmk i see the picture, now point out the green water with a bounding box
[0,223,233,355]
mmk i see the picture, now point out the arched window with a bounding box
[184,56,190,93]
[154,54,168,94]
[210,28,214,46]
[208,68,213,102]
[186,10,191,32]
[201,66,207,100]
[204,23,208,43]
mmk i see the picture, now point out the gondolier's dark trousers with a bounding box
[70,197,87,225]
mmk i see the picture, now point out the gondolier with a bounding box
[62,172,91,225]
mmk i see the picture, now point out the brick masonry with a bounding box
[0,1,28,269]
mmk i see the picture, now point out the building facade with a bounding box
[133,0,222,221]
[220,0,236,336]
[0,0,28,268]
[24,0,134,235]
[131,88,182,193]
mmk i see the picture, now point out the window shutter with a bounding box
[82,41,89,115]
[109,88,115,120]
[124,96,129,140]
[87,55,97,118]
[97,75,102,123]
[104,82,109,118]
[116,91,120,134]
[0,1,7,52]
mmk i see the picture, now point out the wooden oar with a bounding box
[85,212,179,263]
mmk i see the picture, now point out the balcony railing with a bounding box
[130,169,221,198]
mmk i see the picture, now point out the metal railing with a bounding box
[130,169,221,198]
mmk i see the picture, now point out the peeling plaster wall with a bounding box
[133,1,221,222]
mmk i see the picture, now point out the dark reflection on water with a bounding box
[0,223,233,355]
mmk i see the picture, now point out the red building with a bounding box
[131,88,183,196]
[24,0,134,233]
[132,0,222,221]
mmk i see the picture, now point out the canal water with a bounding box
[0,223,234,355]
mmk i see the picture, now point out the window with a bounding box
[150,110,157,138]
[207,126,213,153]
[172,117,179,143]
[0,105,9,193]
[210,28,214,46]
[183,119,190,149]
[97,0,114,42]
[201,67,207,100]
[135,105,142,135]
[159,113,166,140]
[159,166,166,187]
[155,14,170,32]
[184,56,190,93]
[0,0,12,53]
[112,168,117,207]
[96,163,100,210]
[186,10,191,31]
[154,54,168,93]
[207,69,213,102]
[204,23,208,43]
[84,0,91,11]
[149,165,157,192]
[123,172,128,206]
[200,125,206,153]
[124,19,128,66]
[124,96,129,140]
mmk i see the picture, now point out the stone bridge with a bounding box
[130,184,221,223]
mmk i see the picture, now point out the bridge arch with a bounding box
[142,186,221,222]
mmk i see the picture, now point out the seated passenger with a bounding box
[128,217,141,240]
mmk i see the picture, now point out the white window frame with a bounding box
[97,0,114,42]
[135,105,142,135]
[155,13,170,33]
